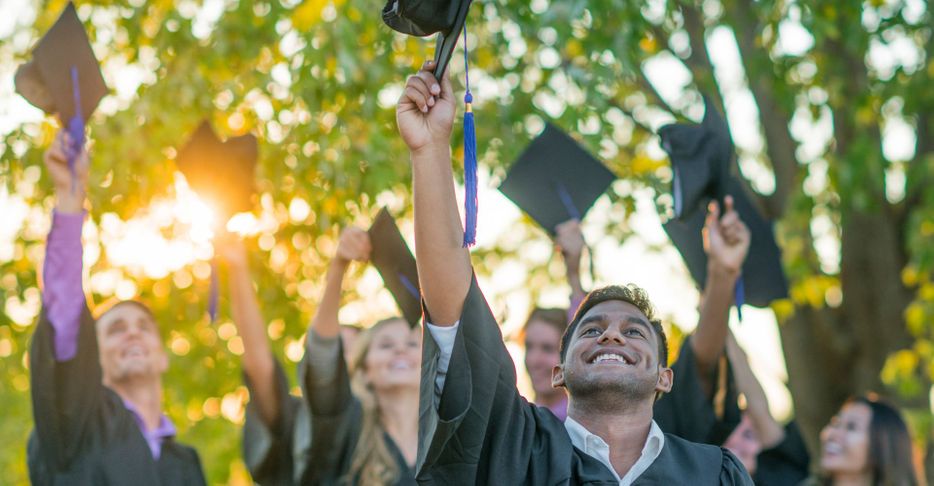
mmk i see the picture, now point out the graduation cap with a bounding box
[176,121,258,219]
[658,95,732,221]
[176,121,259,321]
[383,0,479,247]
[368,208,422,327]
[16,2,108,190]
[382,0,472,80]
[498,123,617,234]
[658,98,788,309]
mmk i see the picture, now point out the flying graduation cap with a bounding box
[15,2,108,189]
[176,121,259,321]
[498,123,617,234]
[383,0,480,247]
[368,208,422,327]
[658,96,788,310]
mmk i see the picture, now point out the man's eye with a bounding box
[624,328,645,338]
[581,328,601,337]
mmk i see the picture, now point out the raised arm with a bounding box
[42,131,89,361]
[215,234,278,425]
[692,196,749,385]
[308,227,370,339]
[396,61,469,326]
[554,220,586,317]
[725,333,785,448]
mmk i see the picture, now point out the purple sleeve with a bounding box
[568,294,584,322]
[42,210,86,362]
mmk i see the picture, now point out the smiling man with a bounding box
[397,62,752,484]
[27,132,206,485]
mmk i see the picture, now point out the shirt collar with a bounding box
[122,398,177,439]
[564,417,665,484]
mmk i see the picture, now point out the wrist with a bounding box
[411,142,450,161]
[707,261,740,282]
[331,257,350,271]
[55,191,86,214]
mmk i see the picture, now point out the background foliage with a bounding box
[1,0,932,483]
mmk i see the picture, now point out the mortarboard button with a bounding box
[175,120,258,221]
[367,208,422,327]
[498,123,617,234]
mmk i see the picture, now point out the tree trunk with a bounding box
[779,209,915,460]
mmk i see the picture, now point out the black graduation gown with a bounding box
[27,306,206,486]
[243,357,309,486]
[753,421,811,486]
[654,334,741,445]
[300,336,417,485]
[416,275,753,485]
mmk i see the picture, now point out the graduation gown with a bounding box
[245,336,416,485]
[654,334,741,445]
[243,357,310,485]
[27,306,206,486]
[416,275,752,485]
[754,421,811,486]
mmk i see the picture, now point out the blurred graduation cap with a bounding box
[498,123,617,234]
[368,208,422,327]
[382,0,472,80]
[15,2,108,190]
[382,0,480,247]
[176,121,259,220]
[658,97,788,308]
[176,121,258,322]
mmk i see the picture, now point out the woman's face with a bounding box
[364,320,422,391]
[820,402,872,476]
[723,415,762,474]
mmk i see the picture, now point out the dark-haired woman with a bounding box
[807,395,919,486]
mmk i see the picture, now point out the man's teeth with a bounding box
[824,442,842,455]
[390,361,413,370]
[593,353,629,364]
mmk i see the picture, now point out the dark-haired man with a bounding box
[397,62,752,484]
[27,132,206,485]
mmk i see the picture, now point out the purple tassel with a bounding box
[208,258,219,322]
[66,66,84,195]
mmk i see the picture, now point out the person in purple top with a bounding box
[27,131,206,485]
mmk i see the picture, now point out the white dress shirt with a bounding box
[426,321,665,485]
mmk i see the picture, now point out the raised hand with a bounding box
[703,195,750,276]
[44,130,89,214]
[335,226,372,265]
[396,60,456,154]
[214,229,249,270]
[554,219,585,267]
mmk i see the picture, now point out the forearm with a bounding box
[309,258,348,339]
[227,261,278,426]
[412,145,471,326]
[725,338,785,448]
[691,263,738,375]
[43,210,87,362]
[565,261,585,303]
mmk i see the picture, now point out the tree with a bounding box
[0,0,931,483]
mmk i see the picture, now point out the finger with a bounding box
[720,208,740,228]
[704,201,720,232]
[724,195,735,215]
[402,85,430,113]
[438,66,454,102]
[414,70,439,106]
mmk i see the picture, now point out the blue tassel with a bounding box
[462,92,478,247]
[66,66,84,195]
[399,273,421,299]
[460,20,478,248]
[734,275,745,322]
[208,257,219,322]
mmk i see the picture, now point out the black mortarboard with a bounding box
[382,0,472,80]
[16,2,107,123]
[368,208,422,327]
[658,95,732,221]
[498,123,617,234]
[662,165,789,307]
[659,96,790,311]
[175,121,258,220]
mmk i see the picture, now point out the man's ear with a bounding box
[655,366,673,394]
[552,364,566,388]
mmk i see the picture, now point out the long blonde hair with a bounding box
[345,317,410,485]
